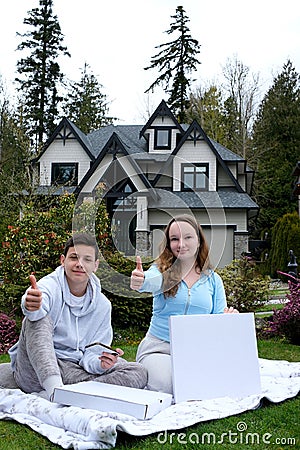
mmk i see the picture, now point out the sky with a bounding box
[1,0,300,124]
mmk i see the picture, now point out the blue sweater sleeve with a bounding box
[211,272,227,314]
[139,264,163,295]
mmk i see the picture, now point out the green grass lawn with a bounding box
[0,338,299,450]
[256,302,285,313]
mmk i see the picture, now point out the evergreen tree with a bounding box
[144,5,201,122]
[63,63,114,134]
[0,83,31,242]
[185,84,226,143]
[15,0,70,147]
[252,60,300,235]
[266,212,300,278]
[222,95,241,150]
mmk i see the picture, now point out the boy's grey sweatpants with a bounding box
[13,316,147,395]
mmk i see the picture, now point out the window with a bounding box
[154,128,171,149]
[51,163,78,185]
[181,164,209,191]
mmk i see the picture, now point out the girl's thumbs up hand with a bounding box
[136,255,143,272]
[130,256,145,290]
[25,273,42,311]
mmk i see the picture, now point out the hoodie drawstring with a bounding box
[75,316,80,351]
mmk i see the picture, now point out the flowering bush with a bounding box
[267,276,300,345]
[0,195,74,287]
[0,312,19,354]
[0,192,111,314]
[217,256,270,312]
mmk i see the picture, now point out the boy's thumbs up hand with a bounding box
[29,273,38,289]
[130,255,145,290]
[25,273,42,312]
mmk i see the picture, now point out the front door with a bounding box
[105,180,137,255]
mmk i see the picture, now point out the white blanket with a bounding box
[0,358,299,449]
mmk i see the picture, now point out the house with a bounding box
[34,100,258,267]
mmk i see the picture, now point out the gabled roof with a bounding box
[210,138,255,194]
[139,100,184,139]
[152,120,244,193]
[88,125,147,155]
[147,189,259,211]
[209,138,244,162]
[75,132,153,195]
[34,118,96,163]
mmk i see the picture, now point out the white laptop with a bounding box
[169,313,261,403]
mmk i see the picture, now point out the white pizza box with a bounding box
[53,381,172,420]
[170,313,262,403]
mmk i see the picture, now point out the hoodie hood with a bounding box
[54,266,101,318]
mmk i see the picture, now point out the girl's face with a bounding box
[168,221,200,261]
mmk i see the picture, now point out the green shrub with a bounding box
[267,212,300,278]
[0,192,111,314]
[98,252,152,330]
[0,195,73,314]
[217,256,270,312]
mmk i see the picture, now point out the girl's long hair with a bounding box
[155,215,212,298]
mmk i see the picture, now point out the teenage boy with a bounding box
[9,233,147,400]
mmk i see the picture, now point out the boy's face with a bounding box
[60,244,99,286]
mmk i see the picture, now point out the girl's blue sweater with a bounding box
[140,265,226,342]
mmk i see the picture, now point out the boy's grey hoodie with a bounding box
[9,266,112,375]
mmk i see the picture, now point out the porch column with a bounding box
[234,231,249,259]
[135,196,150,256]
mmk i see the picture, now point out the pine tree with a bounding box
[15,0,70,147]
[252,60,300,235]
[267,212,300,278]
[63,63,114,134]
[144,6,201,122]
[185,85,226,143]
[0,83,31,242]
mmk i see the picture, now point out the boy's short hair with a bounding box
[63,233,99,260]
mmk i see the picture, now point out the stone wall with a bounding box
[135,230,150,257]
[234,231,248,259]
